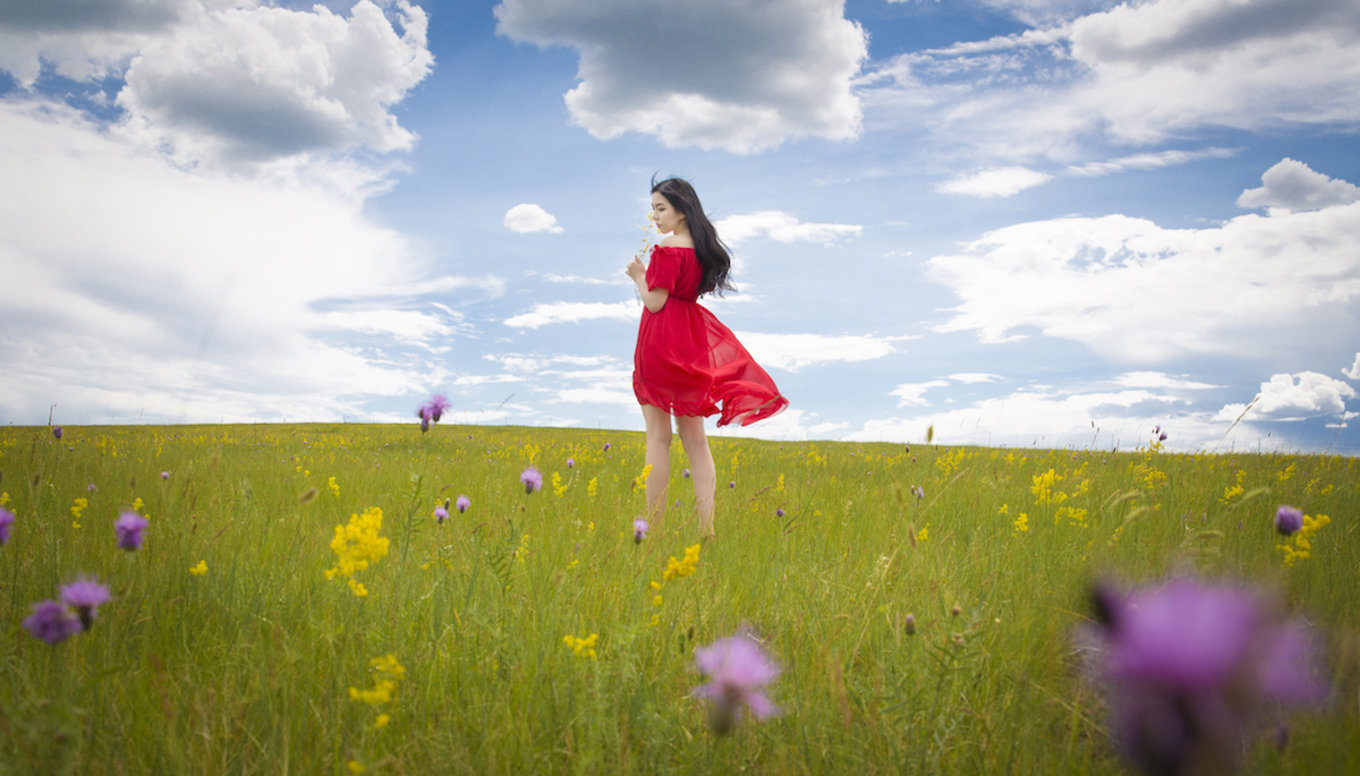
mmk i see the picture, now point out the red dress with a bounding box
[633,245,788,426]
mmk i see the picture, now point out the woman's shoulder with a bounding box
[658,235,695,250]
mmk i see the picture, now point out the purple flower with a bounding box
[728,481,736,489]
[694,629,781,735]
[775,508,785,518]
[1087,577,1326,776]
[114,511,148,551]
[520,467,542,494]
[910,485,925,500]
[602,442,611,452]
[682,468,690,478]
[416,394,452,431]
[903,613,916,635]
[566,458,575,468]
[0,507,14,545]
[1274,505,1304,536]
[60,576,111,630]
[434,499,450,524]
[456,495,470,513]
[633,517,649,544]
[23,600,82,645]
[52,426,63,439]
[160,471,170,480]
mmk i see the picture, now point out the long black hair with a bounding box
[651,176,734,297]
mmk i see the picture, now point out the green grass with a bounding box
[1,423,1356,774]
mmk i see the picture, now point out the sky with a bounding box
[1,0,1358,454]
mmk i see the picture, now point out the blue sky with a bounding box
[2,0,1358,454]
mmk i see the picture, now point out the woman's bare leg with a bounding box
[675,415,716,537]
[640,403,673,524]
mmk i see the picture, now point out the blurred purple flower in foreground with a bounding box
[1087,577,1326,776]
[417,394,452,432]
[61,576,111,630]
[0,507,15,545]
[520,467,542,494]
[114,511,148,551]
[694,629,781,735]
[1274,505,1304,536]
[24,600,82,645]
[455,495,470,513]
[434,499,450,524]
[632,517,648,544]
[52,426,63,440]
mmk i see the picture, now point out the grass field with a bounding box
[1,423,1356,774]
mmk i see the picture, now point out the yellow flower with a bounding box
[348,761,367,774]
[563,632,598,659]
[190,560,208,576]
[916,527,929,543]
[70,497,88,519]
[374,713,390,729]
[652,595,663,607]
[633,464,652,491]
[587,477,598,498]
[131,496,144,512]
[325,507,388,596]
[328,476,340,497]
[662,543,701,581]
[1013,513,1029,533]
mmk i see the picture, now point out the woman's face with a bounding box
[650,192,685,235]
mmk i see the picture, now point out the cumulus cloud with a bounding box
[0,1,434,169]
[494,0,867,153]
[503,301,635,329]
[734,332,900,373]
[115,1,433,167]
[1237,158,1360,213]
[928,166,1360,364]
[0,100,470,424]
[890,380,951,407]
[938,167,1052,198]
[860,0,1360,162]
[1345,353,1360,381]
[504,203,564,234]
[1215,371,1357,423]
[715,211,862,245]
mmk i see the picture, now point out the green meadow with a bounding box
[1,423,1356,774]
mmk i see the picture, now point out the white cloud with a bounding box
[502,301,636,329]
[504,203,564,234]
[0,98,459,424]
[494,0,867,153]
[1113,372,1220,390]
[938,167,1052,198]
[1214,371,1357,423]
[733,332,899,372]
[1344,353,1360,381]
[890,380,951,407]
[1065,147,1239,178]
[844,384,1243,452]
[716,211,862,245]
[948,372,1004,384]
[112,1,432,168]
[928,171,1360,364]
[860,0,1360,162]
[1237,158,1360,213]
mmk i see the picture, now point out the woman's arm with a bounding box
[626,257,669,313]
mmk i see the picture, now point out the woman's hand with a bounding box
[626,256,646,282]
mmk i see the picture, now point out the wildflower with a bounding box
[1274,505,1303,536]
[160,471,169,480]
[683,468,690,478]
[563,632,599,659]
[775,508,785,518]
[455,495,470,513]
[603,442,611,451]
[0,506,14,545]
[520,466,542,494]
[114,511,148,551]
[1086,578,1326,776]
[729,480,736,489]
[190,560,208,576]
[663,543,701,581]
[633,517,649,544]
[434,498,449,524]
[24,600,82,644]
[910,485,924,500]
[324,507,389,596]
[1013,513,1030,533]
[417,394,451,431]
[566,458,575,468]
[60,576,111,630]
[693,629,781,735]
[52,426,63,439]
[903,613,916,635]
